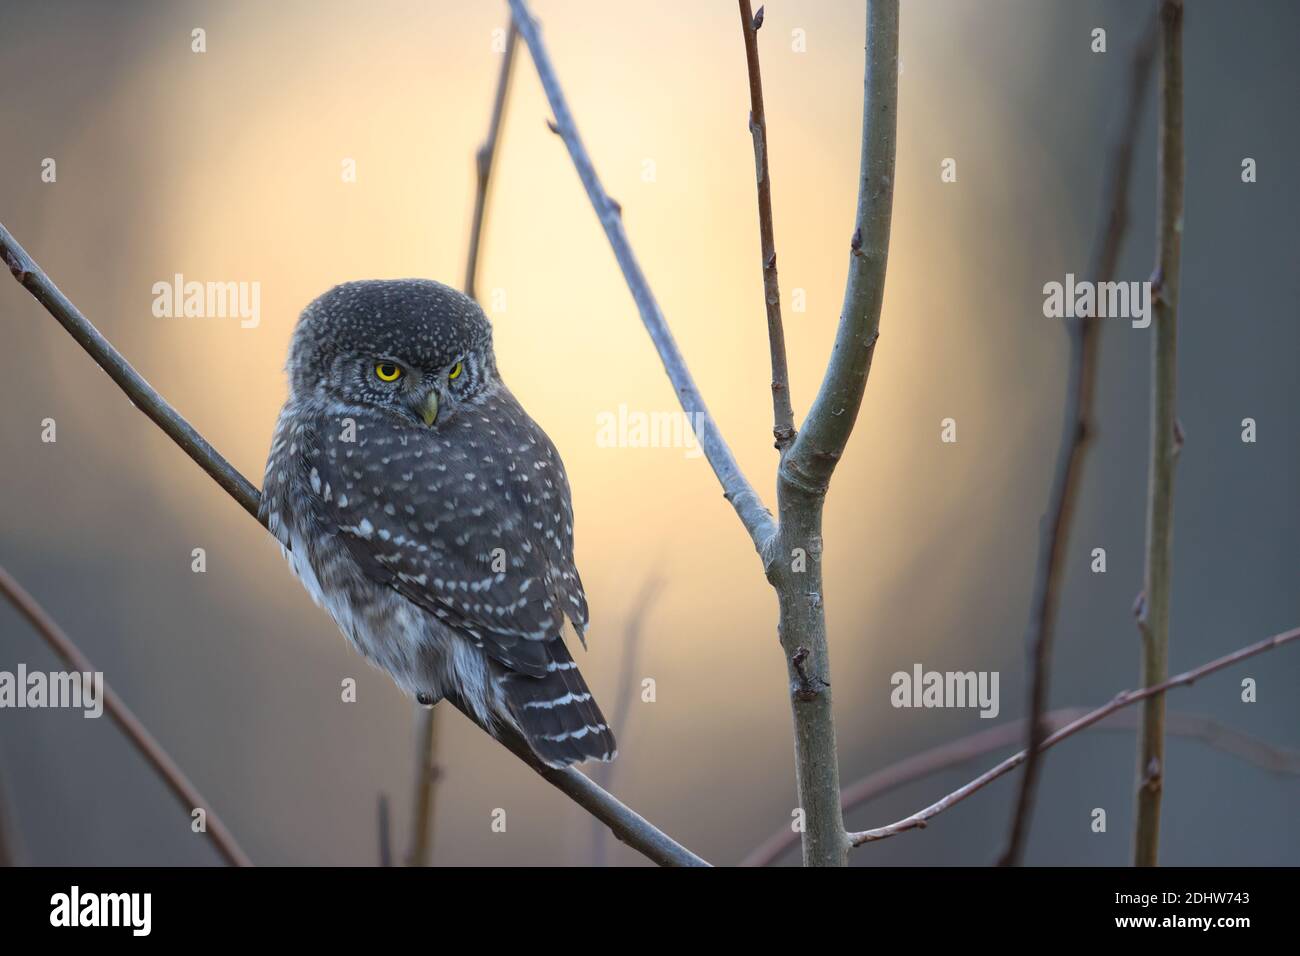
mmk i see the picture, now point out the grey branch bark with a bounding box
[0,566,252,867]
[745,706,1300,866]
[765,0,898,867]
[505,0,776,551]
[1134,0,1184,868]
[0,220,709,869]
[738,0,796,452]
[846,625,1297,848]
[1000,15,1157,867]
[508,0,898,866]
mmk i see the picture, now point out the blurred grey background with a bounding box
[0,0,1296,866]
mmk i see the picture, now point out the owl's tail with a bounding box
[499,642,616,768]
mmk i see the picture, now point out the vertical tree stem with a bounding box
[406,708,441,866]
[1134,0,1184,868]
[768,0,899,867]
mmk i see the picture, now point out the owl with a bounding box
[260,279,615,767]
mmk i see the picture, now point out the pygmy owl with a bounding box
[260,279,615,767]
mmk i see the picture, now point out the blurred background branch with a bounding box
[847,625,1298,847]
[591,574,662,866]
[0,565,252,867]
[1000,11,1158,867]
[464,18,518,302]
[747,705,1300,866]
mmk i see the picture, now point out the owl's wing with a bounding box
[304,401,587,678]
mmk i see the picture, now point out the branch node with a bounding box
[790,646,829,701]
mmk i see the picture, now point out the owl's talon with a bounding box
[416,692,437,706]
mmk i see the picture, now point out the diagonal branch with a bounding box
[1000,15,1157,867]
[0,566,252,867]
[737,1,795,453]
[464,18,519,302]
[1134,0,1185,868]
[848,625,1299,847]
[744,706,1300,866]
[505,0,776,552]
[0,220,709,869]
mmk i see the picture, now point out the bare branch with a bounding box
[780,0,897,498]
[505,0,776,551]
[760,0,898,868]
[0,754,24,866]
[745,706,1300,866]
[377,793,393,866]
[591,575,662,866]
[1000,15,1157,866]
[0,565,253,867]
[406,708,442,866]
[0,220,709,869]
[464,19,519,302]
[737,0,795,453]
[847,625,1299,848]
[447,693,707,866]
[1134,0,1185,868]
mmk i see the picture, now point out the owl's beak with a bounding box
[418,389,439,427]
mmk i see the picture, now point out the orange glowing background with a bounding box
[1,0,1297,866]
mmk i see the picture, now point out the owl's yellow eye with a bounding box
[449,361,463,381]
[375,362,403,382]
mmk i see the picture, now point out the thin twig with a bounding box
[778,2,896,500]
[737,1,795,453]
[464,19,519,302]
[377,793,393,866]
[1134,0,1184,868]
[0,566,252,867]
[505,0,776,552]
[1000,15,1157,866]
[406,706,441,866]
[591,575,662,866]
[847,625,1299,847]
[0,220,709,869]
[0,750,23,866]
[745,706,1300,866]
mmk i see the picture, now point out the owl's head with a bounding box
[287,278,499,427]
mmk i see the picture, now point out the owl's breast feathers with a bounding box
[267,390,589,682]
